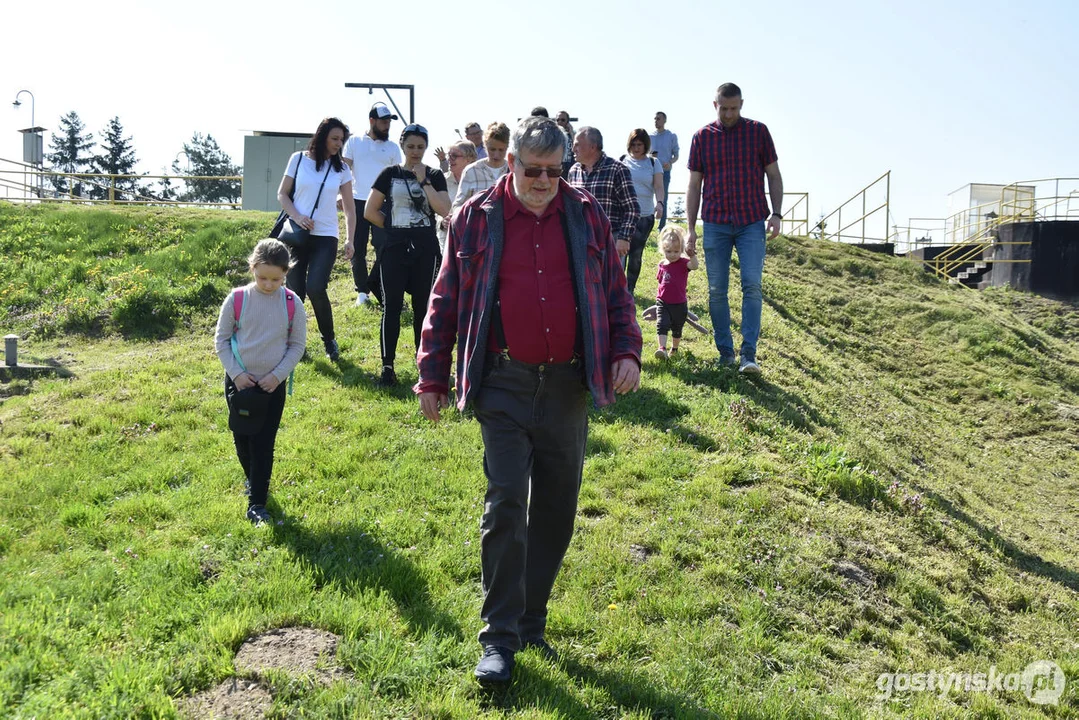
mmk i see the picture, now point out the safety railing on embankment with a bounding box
[0,157,242,209]
[664,191,810,236]
[906,178,1077,288]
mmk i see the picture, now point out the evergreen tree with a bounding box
[45,112,94,197]
[173,133,241,204]
[90,117,140,201]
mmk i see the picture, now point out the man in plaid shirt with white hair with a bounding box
[568,126,640,262]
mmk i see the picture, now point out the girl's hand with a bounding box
[235,372,256,390]
[412,163,428,182]
[257,374,280,393]
[344,241,355,260]
[293,214,314,231]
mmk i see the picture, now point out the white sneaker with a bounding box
[355,292,369,306]
[654,348,668,360]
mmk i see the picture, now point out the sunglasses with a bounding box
[402,124,428,135]
[518,163,564,178]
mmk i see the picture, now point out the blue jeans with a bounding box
[702,221,766,360]
[659,169,671,230]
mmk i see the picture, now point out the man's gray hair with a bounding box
[510,117,566,159]
[577,126,603,151]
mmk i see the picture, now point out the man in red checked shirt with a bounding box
[686,82,784,375]
[415,116,642,686]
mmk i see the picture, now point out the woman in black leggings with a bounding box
[277,117,356,360]
[363,124,450,386]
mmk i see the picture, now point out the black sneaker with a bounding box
[522,638,559,662]
[325,339,340,361]
[378,366,398,387]
[474,645,515,685]
[246,505,272,526]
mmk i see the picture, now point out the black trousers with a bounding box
[656,299,688,338]
[378,236,441,368]
[472,354,588,650]
[350,199,387,295]
[286,234,336,344]
[625,216,655,294]
[224,375,286,508]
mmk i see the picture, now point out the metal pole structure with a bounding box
[344,83,415,124]
[13,90,39,198]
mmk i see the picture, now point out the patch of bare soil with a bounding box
[180,626,349,719]
[180,678,271,720]
[834,559,874,588]
[234,626,349,685]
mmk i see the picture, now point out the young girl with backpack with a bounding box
[214,239,307,524]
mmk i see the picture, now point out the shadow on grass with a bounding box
[477,655,721,720]
[598,386,721,452]
[306,354,386,390]
[660,354,833,434]
[922,489,1079,592]
[271,518,463,639]
[764,295,837,353]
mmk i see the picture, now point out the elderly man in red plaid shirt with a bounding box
[415,116,642,686]
[686,82,784,375]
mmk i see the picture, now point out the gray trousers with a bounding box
[472,353,588,650]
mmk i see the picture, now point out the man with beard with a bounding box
[685,83,784,375]
[415,117,642,685]
[343,103,401,305]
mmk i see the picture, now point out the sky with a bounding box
[3,0,1077,239]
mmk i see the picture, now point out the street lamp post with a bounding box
[12,90,35,130]
[12,90,43,198]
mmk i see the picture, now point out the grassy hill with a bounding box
[1,202,1077,718]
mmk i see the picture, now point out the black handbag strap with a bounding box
[292,153,333,216]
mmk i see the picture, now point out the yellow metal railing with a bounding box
[816,171,890,244]
[917,178,1078,286]
[781,192,810,236]
[666,191,810,235]
[0,158,242,209]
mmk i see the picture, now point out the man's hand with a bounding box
[343,241,355,260]
[767,214,781,240]
[419,392,450,423]
[611,359,640,395]
[257,374,280,393]
[234,372,256,390]
[685,228,697,257]
[662,161,671,171]
[615,239,630,258]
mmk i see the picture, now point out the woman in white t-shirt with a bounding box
[277,117,356,361]
[619,128,666,294]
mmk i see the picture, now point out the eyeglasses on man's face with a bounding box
[517,163,564,178]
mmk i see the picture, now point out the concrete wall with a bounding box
[990,221,1079,297]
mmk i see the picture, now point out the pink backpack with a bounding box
[230,287,299,394]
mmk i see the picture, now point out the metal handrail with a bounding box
[0,157,243,208]
[816,171,890,244]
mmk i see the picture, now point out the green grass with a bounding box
[1,203,1078,718]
